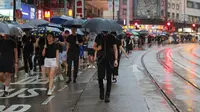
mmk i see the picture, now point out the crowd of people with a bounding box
[0,25,130,103]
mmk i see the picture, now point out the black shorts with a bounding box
[0,63,14,73]
[88,48,95,56]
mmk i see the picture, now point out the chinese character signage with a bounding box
[75,0,84,18]
[21,3,36,20]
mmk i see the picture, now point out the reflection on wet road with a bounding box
[2,44,200,112]
[143,44,200,112]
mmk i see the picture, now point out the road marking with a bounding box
[41,96,55,105]
[58,85,68,92]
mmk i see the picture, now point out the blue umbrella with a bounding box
[50,15,73,24]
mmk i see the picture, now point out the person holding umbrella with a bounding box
[93,31,118,103]
[66,26,83,84]
[42,32,59,95]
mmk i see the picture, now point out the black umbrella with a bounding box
[108,19,123,34]
[27,19,49,27]
[83,18,112,33]
[62,19,84,28]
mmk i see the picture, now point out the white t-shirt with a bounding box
[88,32,97,49]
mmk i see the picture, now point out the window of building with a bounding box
[172,13,175,18]
[187,1,194,8]
[123,0,127,5]
[168,12,170,18]
[168,3,171,9]
[194,2,199,9]
[123,8,127,15]
[197,3,200,9]
[176,13,179,20]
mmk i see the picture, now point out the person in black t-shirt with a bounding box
[37,36,46,78]
[0,34,18,96]
[42,32,59,96]
[66,27,83,84]
[22,35,34,76]
[93,31,118,103]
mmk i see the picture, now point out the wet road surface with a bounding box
[2,44,200,112]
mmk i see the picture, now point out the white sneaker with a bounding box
[25,73,29,77]
[47,89,52,96]
[59,74,64,81]
[14,74,17,78]
[92,66,96,68]
[52,85,56,92]
[4,85,9,92]
[88,65,92,68]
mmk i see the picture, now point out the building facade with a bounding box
[185,0,200,24]
[119,0,133,20]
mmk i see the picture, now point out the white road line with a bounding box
[58,85,68,92]
[41,96,55,105]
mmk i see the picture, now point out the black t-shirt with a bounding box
[57,35,64,53]
[95,33,116,59]
[0,38,17,63]
[67,34,83,55]
[23,41,34,54]
[45,43,59,58]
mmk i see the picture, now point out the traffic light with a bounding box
[166,21,171,31]
[134,22,139,30]
[192,24,197,32]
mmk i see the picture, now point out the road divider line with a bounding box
[41,96,55,105]
[58,85,68,92]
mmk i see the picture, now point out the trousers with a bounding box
[23,53,33,73]
[97,57,113,96]
[67,55,79,80]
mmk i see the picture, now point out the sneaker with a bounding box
[52,85,56,92]
[59,74,64,81]
[92,66,96,68]
[3,85,9,97]
[14,73,17,78]
[47,89,52,96]
[88,65,92,68]
[4,85,9,92]
[25,73,29,77]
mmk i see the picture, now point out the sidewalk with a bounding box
[72,56,150,112]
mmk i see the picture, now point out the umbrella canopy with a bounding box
[108,19,123,34]
[83,18,112,33]
[27,19,49,27]
[18,23,33,29]
[7,24,23,37]
[139,30,149,35]
[0,22,9,34]
[132,31,139,36]
[46,27,62,32]
[65,28,84,35]
[50,15,73,24]
[62,19,84,28]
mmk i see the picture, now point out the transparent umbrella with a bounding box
[0,22,9,34]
